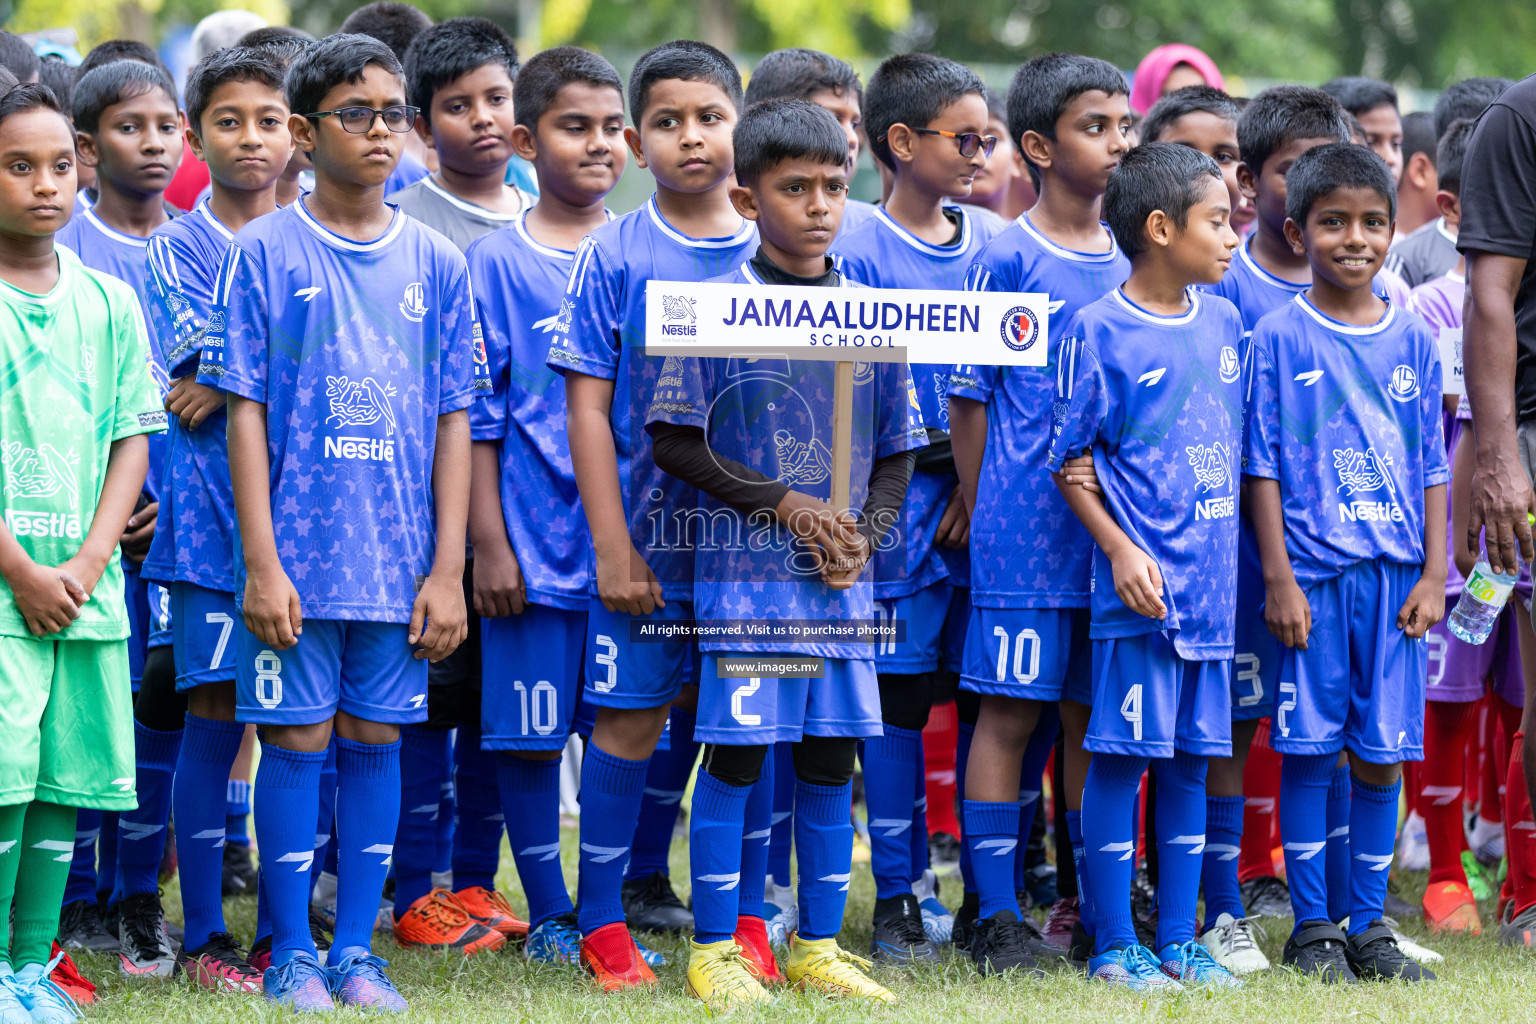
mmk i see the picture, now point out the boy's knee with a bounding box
[591,703,671,758]
[260,720,333,753]
[186,681,239,722]
[977,694,1041,745]
[1347,753,1400,787]
[334,713,400,746]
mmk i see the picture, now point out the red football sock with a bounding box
[1423,699,1478,885]
[922,700,960,838]
[1508,733,1536,916]
[1239,724,1283,882]
[1487,697,1522,825]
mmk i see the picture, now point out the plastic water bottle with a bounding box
[1447,556,1519,644]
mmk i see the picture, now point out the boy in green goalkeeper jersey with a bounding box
[0,84,165,1022]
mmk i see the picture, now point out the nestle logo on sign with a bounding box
[661,323,697,336]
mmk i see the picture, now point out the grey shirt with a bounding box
[1385,217,1459,288]
[388,176,534,252]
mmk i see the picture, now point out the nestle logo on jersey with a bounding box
[1195,496,1236,520]
[324,435,395,462]
[3,509,82,539]
[1339,501,1403,523]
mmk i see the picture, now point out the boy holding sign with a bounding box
[648,98,925,1008]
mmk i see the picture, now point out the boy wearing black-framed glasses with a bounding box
[195,33,488,1012]
[832,52,1003,967]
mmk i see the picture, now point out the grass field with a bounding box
[70,826,1536,1023]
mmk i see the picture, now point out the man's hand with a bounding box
[9,560,87,636]
[473,542,526,618]
[244,565,302,649]
[120,501,157,564]
[1264,575,1312,650]
[1108,543,1167,619]
[165,377,225,429]
[935,485,969,549]
[409,571,468,662]
[1058,454,1102,494]
[1398,575,1446,639]
[594,543,665,616]
[1467,450,1536,576]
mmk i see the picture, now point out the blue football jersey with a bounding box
[840,198,879,237]
[645,261,927,656]
[1206,237,1308,333]
[466,212,596,610]
[952,213,1130,609]
[1243,294,1449,589]
[1048,289,1247,658]
[57,204,173,500]
[546,195,756,600]
[835,205,1000,597]
[140,200,248,592]
[196,199,488,622]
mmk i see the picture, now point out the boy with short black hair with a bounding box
[78,39,172,80]
[952,50,1130,974]
[1321,76,1402,181]
[1142,84,1252,236]
[0,81,164,1021]
[138,43,293,993]
[834,52,1001,966]
[1434,77,1514,142]
[340,1,434,195]
[650,95,917,1007]
[1391,111,1439,241]
[196,32,484,1012]
[464,43,627,968]
[0,30,39,83]
[549,37,756,991]
[1050,140,1244,991]
[1248,141,1445,983]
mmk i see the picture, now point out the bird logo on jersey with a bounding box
[775,429,832,486]
[399,282,429,323]
[1389,364,1420,402]
[1000,305,1041,353]
[1186,442,1232,492]
[1333,447,1394,495]
[1219,346,1240,383]
[2,442,80,503]
[326,376,398,431]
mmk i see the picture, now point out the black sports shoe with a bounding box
[1344,920,1435,982]
[951,889,979,951]
[1382,886,1418,921]
[1241,875,1293,918]
[1014,910,1068,961]
[116,891,177,978]
[1281,919,1358,983]
[222,841,258,896]
[969,910,1045,977]
[929,831,961,871]
[621,871,693,934]
[870,893,941,964]
[308,907,334,958]
[59,898,119,953]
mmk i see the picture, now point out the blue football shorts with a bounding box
[960,605,1093,704]
[582,597,695,711]
[147,582,173,651]
[873,581,952,674]
[233,618,428,726]
[481,603,588,752]
[123,563,150,687]
[1271,559,1427,763]
[695,653,882,746]
[941,585,969,675]
[1086,630,1233,759]
[169,581,239,691]
[1232,534,1279,722]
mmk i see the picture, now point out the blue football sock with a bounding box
[1152,752,1207,950]
[394,725,449,917]
[576,743,649,935]
[174,714,244,950]
[64,811,99,907]
[1279,752,1336,928]
[964,800,1021,919]
[254,741,326,967]
[626,708,696,881]
[910,734,930,883]
[1201,795,1246,921]
[739,763,773,920]
[1327,763,1352,923]
[96,812,117,908]
[1013,710,1058,891]
[226,777,251,848]
[795,780,853,940]
[863,724,921,899]
[689,769,750,945]
[1081,752,1149,953]
[434,764,455,880]
[1347,774,1400,934]
[451,718,503,892]
[254,867,271,946]
[956,721,975,894]
[331,737,401,961]
[1066,808,1093,936]
[499,754,571,926]
[767,740,795,886]
[314,742,338,895]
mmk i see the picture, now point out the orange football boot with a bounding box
[393,888,507,954]
[455,886,530,939]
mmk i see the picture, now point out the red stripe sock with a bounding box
[1508,733,1536,916]
[1423,700,1478,886]
[1239,728,1282,882]
[922,701,960,838]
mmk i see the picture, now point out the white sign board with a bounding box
[1439,326,1465,397]
[644,281,1051,367]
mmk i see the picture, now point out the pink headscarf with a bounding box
[1130,44,1225,114]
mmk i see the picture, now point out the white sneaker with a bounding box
[1397,811,1429,871]
[764,879,798,949]
[1199,912,1270,975]
[1469,814,1507,866]
[912,869,954,945]
[1338,916,1443,964]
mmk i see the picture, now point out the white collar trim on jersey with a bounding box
[1016,212,1120,264]
[514,210,576,260]
[421,176,524,221]
[1295,291,1397,335]
[1113,287,1201,326]
[294,197,406,252]
[873,204,972,259]
[1448,269,1465,284]
[644,195,755,249]
[82,206,151,248]
[195,199,235,242]
[1435,217,1457,245]
[1238,237,1308,292]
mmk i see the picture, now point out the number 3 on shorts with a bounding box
[1120,683,1142,742]
[593,635,618,693]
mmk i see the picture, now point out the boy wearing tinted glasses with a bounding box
[832,52,1004,966]
[196,33,485,1012]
